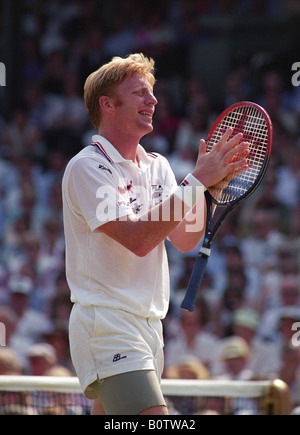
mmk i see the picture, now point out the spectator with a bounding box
[174,105,210,157]
[165,354,209,380]
[153,92,181,156]
[3,105,42,162]
[37,150,67,205]
[164,296,220,373]
[48,292,73,330]
[256,244,300,314]
[214,336,252,380]
[240,207,286,273]
[258,275,300,341]
[27,343,57,376]
[6,274,53,369]
[213,335,261,415]
[0,306,18,352]
[170,106,210,181]
[213,269,249,338]
[276,344,300,410]
[275,147,300,212]
[164,354,209,415]
[0,347,23,375]
[270,307,300,371]
[43,325,73,373]
[219,308,279,379]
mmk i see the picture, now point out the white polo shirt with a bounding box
[62,135,178,319]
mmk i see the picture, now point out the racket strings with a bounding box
[207,106,269,204]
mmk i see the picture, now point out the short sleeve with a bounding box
[65,157,134,231]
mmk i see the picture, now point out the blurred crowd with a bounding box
[1,0,300,415]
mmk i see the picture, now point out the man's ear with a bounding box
[99,96,114,112]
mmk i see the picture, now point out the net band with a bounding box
[0,376,291,415]
[0,376,271,397]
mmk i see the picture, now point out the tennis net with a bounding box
[0,376,291,415]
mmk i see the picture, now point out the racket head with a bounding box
[206,101,273,206]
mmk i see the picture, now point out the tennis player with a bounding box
[62,53,249,415]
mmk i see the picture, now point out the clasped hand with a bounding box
[192,128,250,188]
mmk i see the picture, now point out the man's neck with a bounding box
[98,129,140,164]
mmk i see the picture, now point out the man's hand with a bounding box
[191,128,249,188]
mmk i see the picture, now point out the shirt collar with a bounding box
[92,134,152,165]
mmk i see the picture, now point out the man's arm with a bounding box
[95,192,188,257]
[97,130,249,256]
[167,195,207,253]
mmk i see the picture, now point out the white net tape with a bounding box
[0,376,271,396]
[0,376,290,415]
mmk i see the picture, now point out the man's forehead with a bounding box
[118,73,153,91]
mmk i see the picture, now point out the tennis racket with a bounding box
[180,101,273,311]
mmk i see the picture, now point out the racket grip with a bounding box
[180,252,209,312]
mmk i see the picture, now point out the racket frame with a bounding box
[180,101,273,311]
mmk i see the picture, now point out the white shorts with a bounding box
[69,303,165,399]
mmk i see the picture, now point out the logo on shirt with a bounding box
[131,201,142,214]
[112,353,127,362]
[151,184,164,200]
[118,180,134,194]
[116,180,144,214]
[98,164,112,175]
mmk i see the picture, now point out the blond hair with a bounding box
[84,53,156,129]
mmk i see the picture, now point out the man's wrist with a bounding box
[180,173,207,190]
[173,173,207,211]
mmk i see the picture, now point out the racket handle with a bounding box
[180,252,209,312]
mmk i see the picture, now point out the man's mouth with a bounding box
[139,111,153,118]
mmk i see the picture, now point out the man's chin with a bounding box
[140,125,153,137]
[145,123,154,133]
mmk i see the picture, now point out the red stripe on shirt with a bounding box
[94,141,113,163]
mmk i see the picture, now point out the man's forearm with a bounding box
[168,194,207,252]
[97,188,204,257]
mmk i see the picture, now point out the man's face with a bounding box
[111,73,158,138]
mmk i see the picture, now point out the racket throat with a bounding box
[199,246,211,258]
